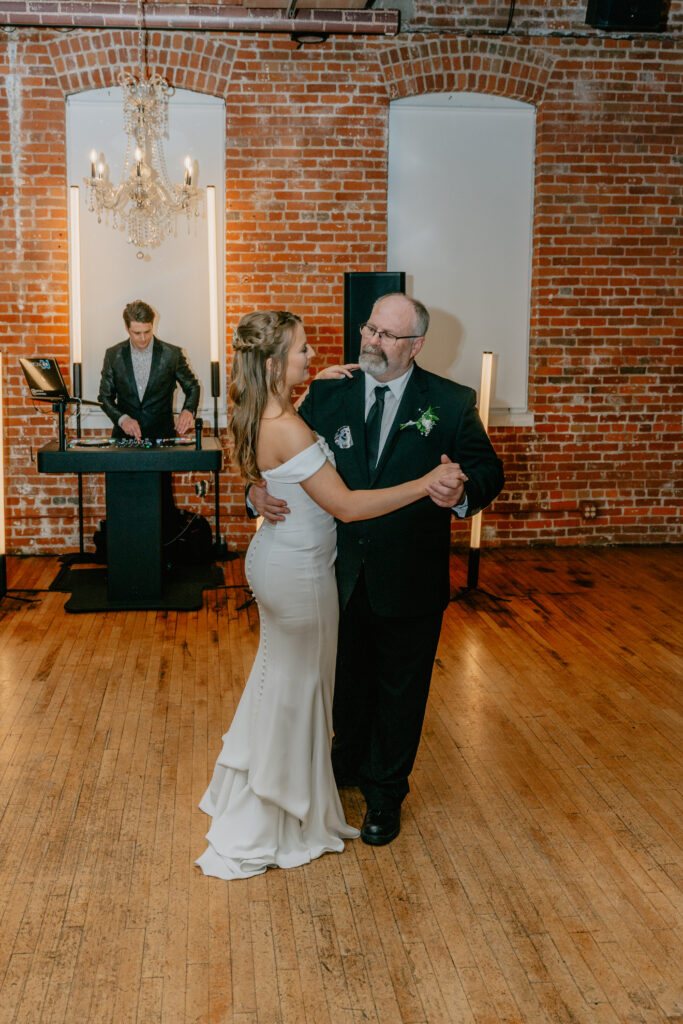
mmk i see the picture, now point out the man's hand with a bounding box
[426,454,468,508]
[249,480,291,524]
[176,409,195,436]
[314,363,360,381]
[120,414,142,440]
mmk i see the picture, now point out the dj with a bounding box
[98,299,200,442]
[97,300,201,549]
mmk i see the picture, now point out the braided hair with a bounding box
[229,310,303,484]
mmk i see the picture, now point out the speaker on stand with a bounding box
[343,271,406,363]
[585,0,667,30]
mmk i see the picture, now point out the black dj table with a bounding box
[37,437,223,611]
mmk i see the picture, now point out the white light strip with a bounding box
[0,351,5,556]
[207,186,219,363]
[69,186,82,364]
[469,351,494,551]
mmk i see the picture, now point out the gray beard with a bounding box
[359,347,388,377]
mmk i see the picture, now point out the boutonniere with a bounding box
[400,406,439,437]
[334,425,353,449]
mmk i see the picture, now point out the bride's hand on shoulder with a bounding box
[313,363,359,382]
[424,455,468,506]
[293,364,358,408]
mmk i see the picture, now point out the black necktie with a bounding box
[365,385,389,470]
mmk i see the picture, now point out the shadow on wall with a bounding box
[417,306,465,382]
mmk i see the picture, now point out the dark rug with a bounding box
[49,562,225,613]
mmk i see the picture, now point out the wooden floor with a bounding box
[0,547,681,1024]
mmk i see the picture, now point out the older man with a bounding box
[251,293,504,845]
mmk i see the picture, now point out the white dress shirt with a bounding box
[363,366,413,460]
[117,341,154,426]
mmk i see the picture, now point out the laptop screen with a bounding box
[20,357,70,402]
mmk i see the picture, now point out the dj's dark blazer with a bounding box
[298,364,504,617]
[98,337,200,440]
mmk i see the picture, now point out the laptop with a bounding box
[20,357,71,402]
[20,357,101,406]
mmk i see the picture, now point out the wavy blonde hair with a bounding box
[229,310,303,484]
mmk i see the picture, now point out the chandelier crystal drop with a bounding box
[84,1,202,250]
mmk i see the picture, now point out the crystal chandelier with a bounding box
[84,0,202,250]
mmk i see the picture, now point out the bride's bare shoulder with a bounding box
[258,412,317,469]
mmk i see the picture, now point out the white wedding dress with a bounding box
[196,437,359,880]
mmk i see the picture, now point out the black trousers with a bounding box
[332,569,444,810]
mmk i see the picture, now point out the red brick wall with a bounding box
[0,7,680,554]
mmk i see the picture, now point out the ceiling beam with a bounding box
[0,2,399,35]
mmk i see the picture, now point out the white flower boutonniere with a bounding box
[334,425,353,449]
[400,406,439,437]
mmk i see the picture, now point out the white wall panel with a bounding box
[66,89,225,430]
[388,93,535,419]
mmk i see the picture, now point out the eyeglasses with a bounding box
[359,322,423,345]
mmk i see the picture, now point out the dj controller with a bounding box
[68,436,196,449]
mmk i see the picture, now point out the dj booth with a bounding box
[37,436,223,612]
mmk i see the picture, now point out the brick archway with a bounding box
[46,30,238,98]
[378,35,556,106]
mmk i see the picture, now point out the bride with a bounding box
[196,310,459,880]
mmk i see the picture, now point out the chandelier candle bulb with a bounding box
[89,149,97,178]
[207,185,219,363]
[184,157,192,187]
[135,148,142,177]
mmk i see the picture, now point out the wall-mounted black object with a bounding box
[585,0,667,30]
[343,271,406,363]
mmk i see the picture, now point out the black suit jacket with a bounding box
[98,337,200,440]
[298,365,504,616]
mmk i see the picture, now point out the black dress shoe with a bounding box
[361,807,401,846]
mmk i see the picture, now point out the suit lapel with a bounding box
[338,372,370,485]
[119,343,139,405]
[141,338,163,405]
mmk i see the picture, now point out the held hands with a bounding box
[425,454,468,507]
[249,480,290,524]
[175,409,195,436]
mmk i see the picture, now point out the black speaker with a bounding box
[343,271,406,363]
[585,0,667,30]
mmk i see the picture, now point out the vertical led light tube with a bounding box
[0,350,6,596]
[206,185,228,556]
[467,351,493,588]
[69,186,82,368]
[69,186,85,552]
[207,185,220,367]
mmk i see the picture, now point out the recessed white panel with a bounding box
[66,88,225,430]
[388,93,535,415]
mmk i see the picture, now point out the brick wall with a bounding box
[0,2,680,554]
